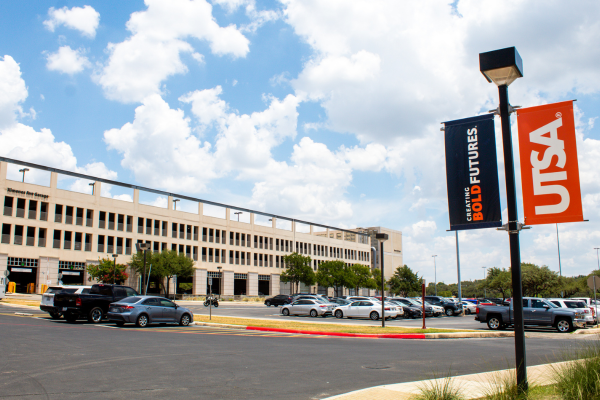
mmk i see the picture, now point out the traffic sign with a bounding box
[209,278,213,286]
[3,270,9,277]
[587,276,600,292]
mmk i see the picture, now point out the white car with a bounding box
[40,285,91,319]
[549,298,595,326]
[281,299,335,317]
[333,300,400,320]
[570,297,599,323]
[461,301,477,315]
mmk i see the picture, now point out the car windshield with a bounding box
[119,297,142,304]
[543,300,558,308]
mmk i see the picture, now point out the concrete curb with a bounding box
[573,327,600,334]
[0,301,41,310]
[190,321,513,339]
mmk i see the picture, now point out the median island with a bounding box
[192,315,474,335]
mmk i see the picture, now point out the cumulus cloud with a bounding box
[45,46,91,75]
[0,54,116,188]
[94,0,250,103]
[44,5,100,38]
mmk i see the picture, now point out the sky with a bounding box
[1,0,600,286]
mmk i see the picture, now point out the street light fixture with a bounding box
[112,254,118,284]
[234,211,242,221]
[479,46,526,392]
[89,182,95,195]
[217,266,223,298]
[135,242,151,295]
[482,266,487,298]
[432,255,438,296]
[173,199,180,210]
[595,248,600,270]
[19,168,29,182]
[375,233,388,328]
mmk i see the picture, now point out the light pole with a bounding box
[234,211,242,221]
[112,254,118,284]
[480,46,527,392]
[556,224,562,277]
[19,168,29,182]
[482,267,487,298]
[432,255,438,296]
[89,182,95,195]
[173,199,180,210]
[136,242,151,294]
[375,233,388,328]
[217,266,223,298]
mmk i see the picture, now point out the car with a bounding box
[549,298,595,326]
[332,300,400,320]
[461,301,477,315]
[40,285,91,319]
[281,299,335,317]
[403,298,439,317]
[329,298,352,306]
[54,284,139,323]
[424,296,463,316]
[570,297,599,323]
[264,294,293,307]
[107,296,193,327]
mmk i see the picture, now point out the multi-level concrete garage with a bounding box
[0,158,400,297]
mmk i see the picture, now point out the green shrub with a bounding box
[553,340,600,400]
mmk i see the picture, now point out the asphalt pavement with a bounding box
[0,303,593,400]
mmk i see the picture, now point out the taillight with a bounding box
[75,298,82,307]
[384,307,390,311]
[475,307,479,314]
[123,306,135,310]
[319,305,326,308]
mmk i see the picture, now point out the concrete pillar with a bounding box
[247,272,258,296]
[270,274,280,296]
[0,253,7,288]
[167,196,173,211]
[0,162,7,180]
[271,218,276,228]
[86,259,100,285]
[249,213,254,225]
[310,225,313,234]
[133,188,140,204]
[198,202,203,216]
[50,172,58,189]
[193,268,207,296]
[38,256,59,292]
[223,270,234,296]
[225,208,230,221]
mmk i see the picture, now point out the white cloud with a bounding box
[44,5,100,38]
[45,46,91,75]
[0,56,28,129]
[0,54,116,187]
[341,143,387,172]
[94,0,249,103]
[213,0,280,33]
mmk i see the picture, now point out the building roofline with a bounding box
[0,156,368,237]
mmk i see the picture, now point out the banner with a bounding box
[444,114,502,230]
[516,101,584,225]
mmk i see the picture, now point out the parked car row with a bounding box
[41,284,193,328]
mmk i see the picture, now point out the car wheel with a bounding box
[179,314,191,326]
[487,316,502,330]
[50,312,61,320]
[370,311,379,321]
[116,322,125,327]
[213,302,218,308]
[282,308,290,316]
[65,313,77,323]
[310,309,318,318]
[203,301,209,307]
[265,301,271,307]
[136,314,149,328]
[445,308,454,317]
[335,310,344,319]
[556,318,572,333]
[88,307,103,323]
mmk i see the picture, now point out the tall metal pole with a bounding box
[556,224,562,277]
[432,255,438,296]
[595,248,600,321]
[498,84,527,392]
[113,256,117,284]
[143,249,147,295]
[455,232,462,312]
[380,240,385,328]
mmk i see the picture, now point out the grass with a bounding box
[192,315,468,334]
[0,299,40,307]
[416,376,465,400]
[551,339,600,400]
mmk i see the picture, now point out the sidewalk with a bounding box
[323,361,566,399]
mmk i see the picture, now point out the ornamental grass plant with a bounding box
[552,339,600,400]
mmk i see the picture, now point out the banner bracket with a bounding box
[496,221,531,234]
[488,104,521,115]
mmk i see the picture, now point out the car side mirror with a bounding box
[543,305,550,309]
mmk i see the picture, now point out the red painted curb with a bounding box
[246,326,426,339]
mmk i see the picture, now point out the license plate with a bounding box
[109,307,118,313]
[62,307,67,311]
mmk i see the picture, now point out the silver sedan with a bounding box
[107,296,194,327]
[281,299,335,317]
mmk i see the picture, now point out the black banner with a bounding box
[444,114,502,230]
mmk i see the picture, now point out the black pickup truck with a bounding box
[53,284,138,323]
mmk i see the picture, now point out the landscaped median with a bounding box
[191,315,514,339]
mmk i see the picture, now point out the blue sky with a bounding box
[1,1,600,285]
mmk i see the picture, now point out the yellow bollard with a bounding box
[7,282,16,293]
[40,284,48,294]
[27,282,35,294]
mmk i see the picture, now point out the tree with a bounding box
[128,250,194,296]
[387,265,421,297]
[347,264,377,296]
[371,268,388,293]
[281,252,315,293]
[316,260,349,297]
[521,263,560,297]
[86,257,128,284]
[484,267,512,300]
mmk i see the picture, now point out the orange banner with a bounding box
[516,101,583,225]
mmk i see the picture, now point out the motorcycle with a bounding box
[204,296,219,307]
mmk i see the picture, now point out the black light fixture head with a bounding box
[375,233,389,240]
[479,46,523,86]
